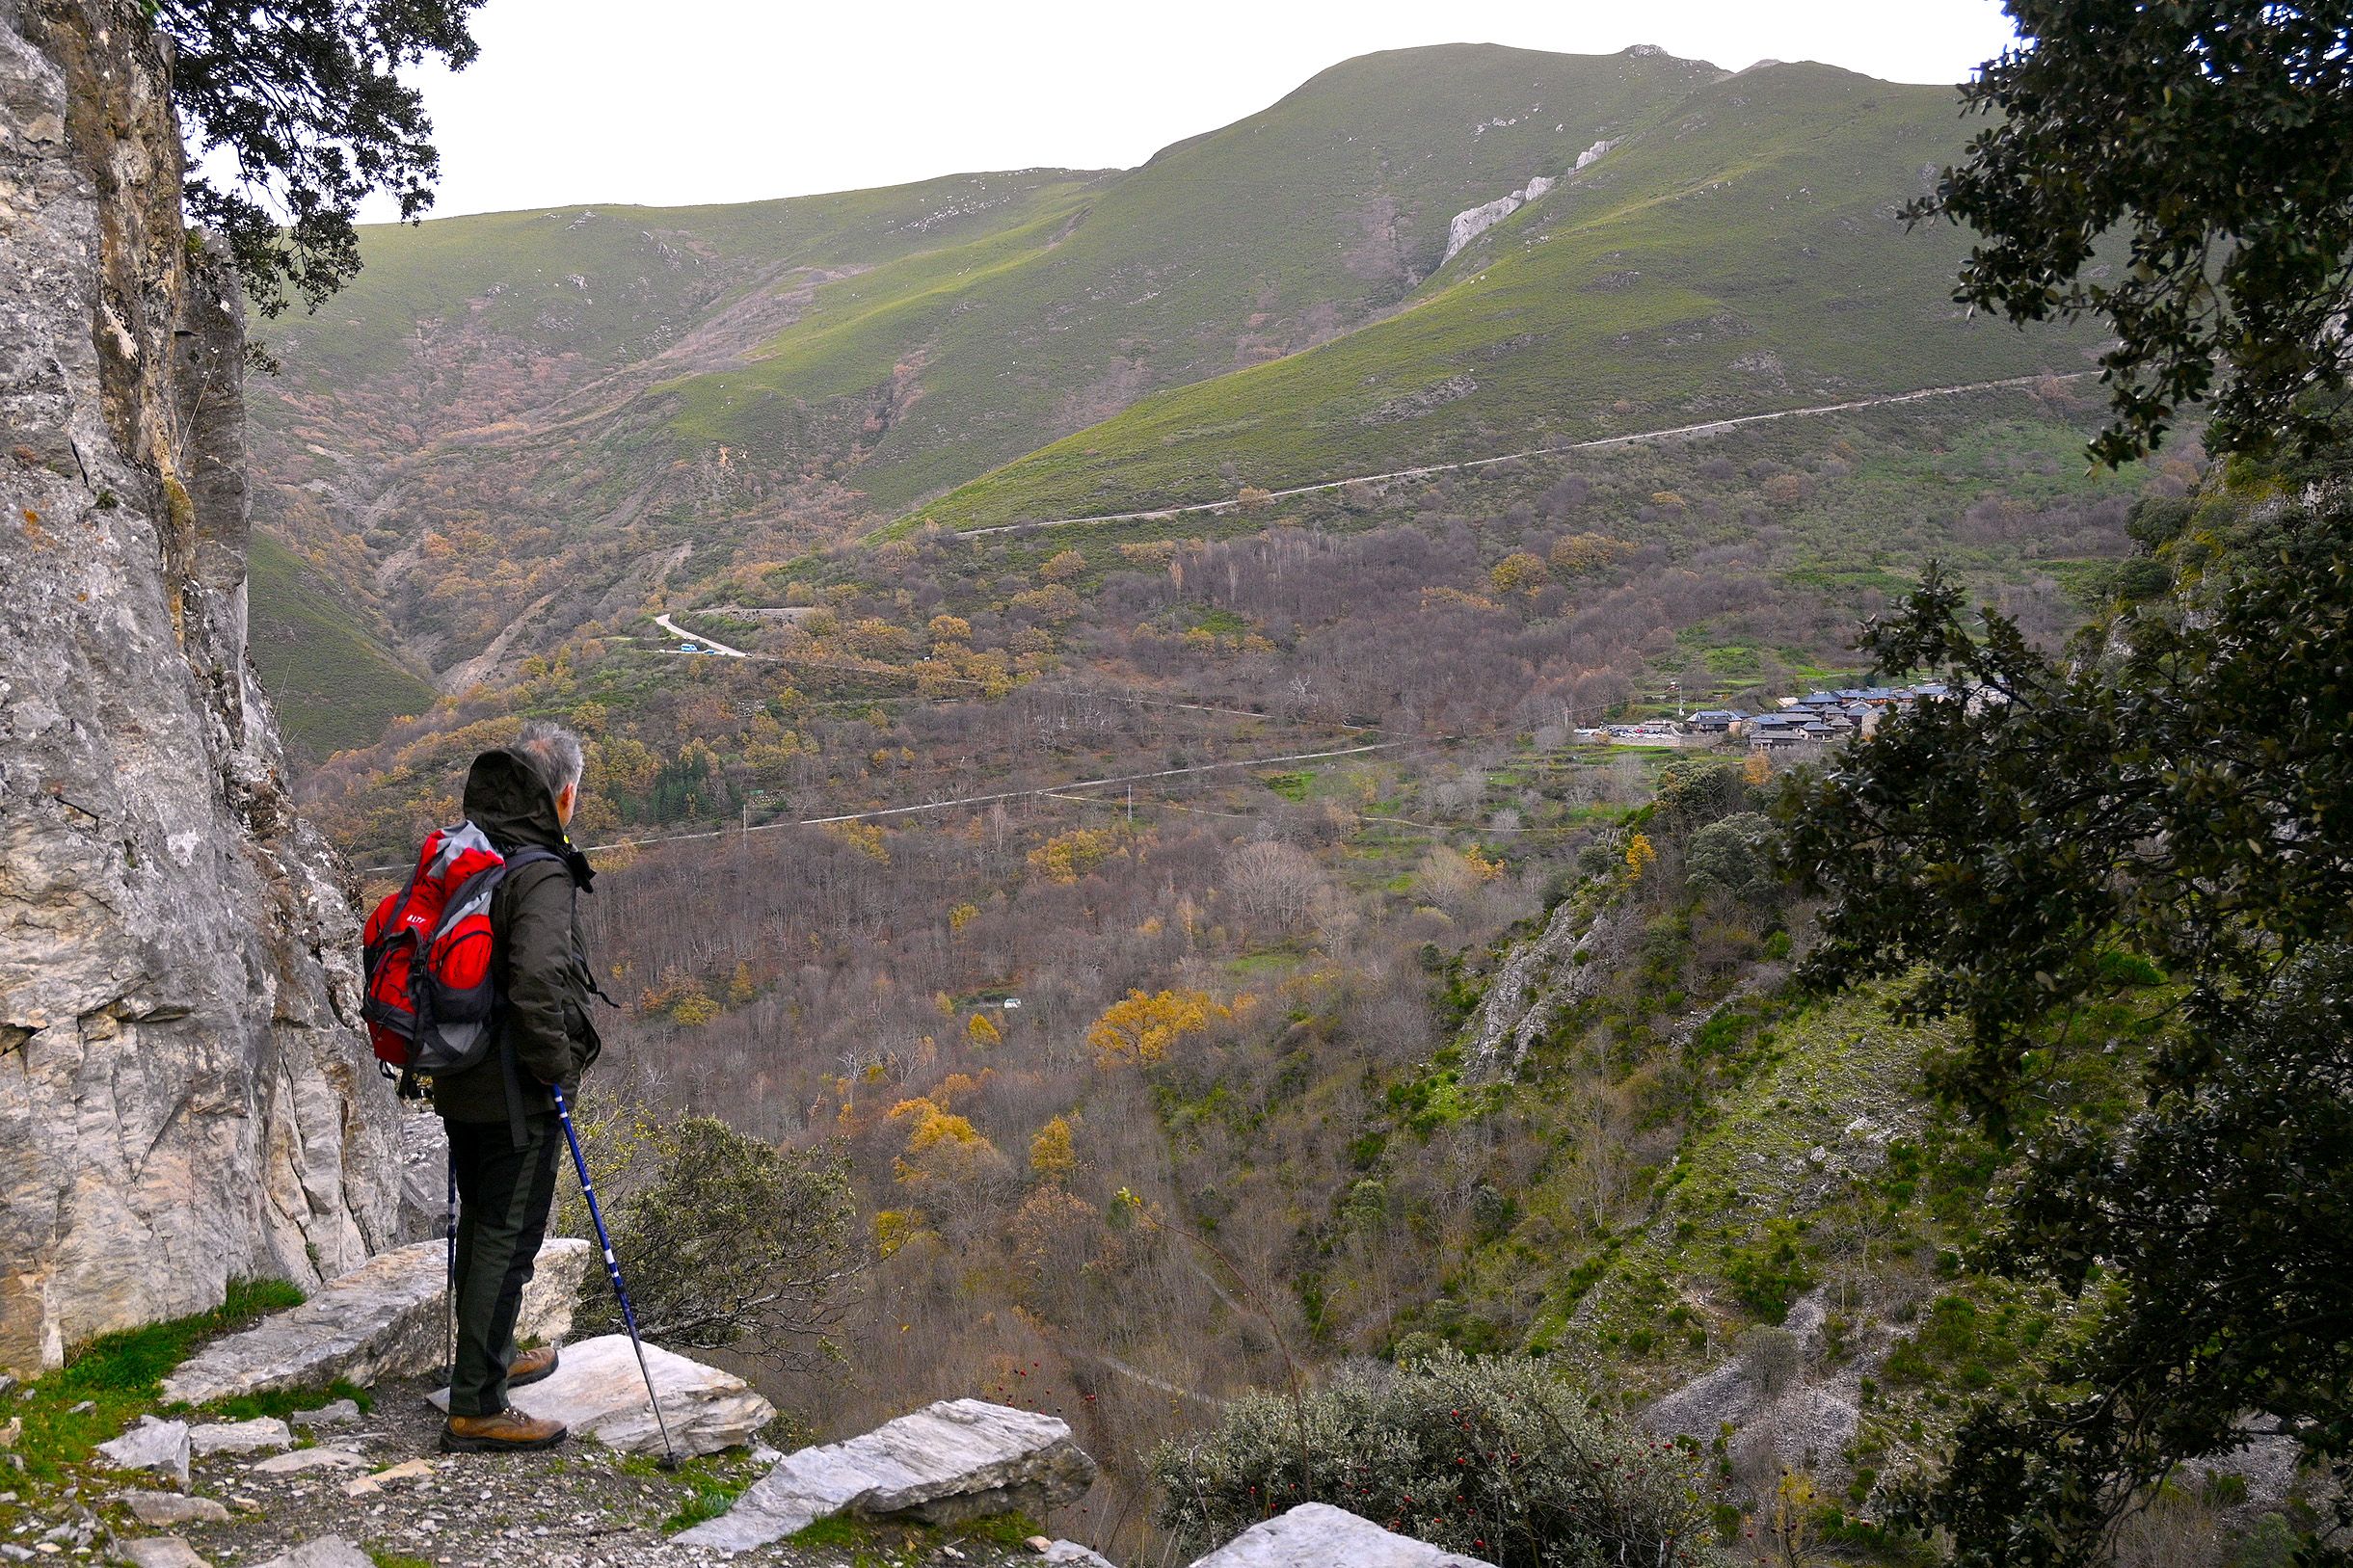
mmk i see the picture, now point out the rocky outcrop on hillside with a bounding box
[0,0,399,1373]
[1462,894,1633,1078]
[1441,174,1554,266]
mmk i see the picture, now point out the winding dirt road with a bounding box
[955,370,2095,537]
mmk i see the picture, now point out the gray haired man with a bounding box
[434,721,604,1452]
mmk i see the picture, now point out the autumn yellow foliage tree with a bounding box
[1029,1115,1077,1183]
[1549,532,1637,578]
[1086,988,1230,1066]
[827,821,891,864]
[967,1011,1003,1048]
[1029,827,1124,885]
[1625,832,1658,881]
[1490,551,1551,595]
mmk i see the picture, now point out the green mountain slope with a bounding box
[245,44,2109,733]
[669,43,1726,510]
[246,532,437,757]
[261,169,1110,428]
[911,63,2096,532]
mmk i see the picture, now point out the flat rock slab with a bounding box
[290,1399,361,1429]
[424,1335,772,1458]
[252,1537,372,1568]
[122,1491,231,1526]
[119,1540,208,1568]
[1041,1542,1120,1566]
[188,1416,290,1456]
[1188,1503,1497,1568]
[97,1417,189,1487]
[249,1448,370,1475]
[678,1397,1095,1553]
[161,1237,590,1404]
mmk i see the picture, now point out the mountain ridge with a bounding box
[247,41,2086,754]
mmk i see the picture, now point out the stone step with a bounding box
[159,1238,589,1405]
[676,1397,1095,1553]
[425,1334,772,1458]
[1187,1503,1498,1568]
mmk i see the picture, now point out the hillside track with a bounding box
[950,371,2098,538]
[653,610,749,656]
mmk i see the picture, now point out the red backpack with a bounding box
[362,822,556,1089]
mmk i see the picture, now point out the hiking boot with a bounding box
[440,1408,568,1453]
[507,1343,560,1389]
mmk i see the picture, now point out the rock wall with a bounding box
[0,0,400,1373]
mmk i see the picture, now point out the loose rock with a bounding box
[1040,1543,1120,1566]
[97,1418,190,1488]
[121,1492,231,1527]
[251,1539,372,1568]
[678,1397,1094,1553]
[117,1541,208,1568]
[342,1457,435,1497]
[1187,1503,1496,1567]
[248,1449,369,1475]
[426,1335,771,1458]
[188,1417,291,1457]
[289,1400,361,1430]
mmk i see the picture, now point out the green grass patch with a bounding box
[1260,770,1314,802]
[785,1511,1044,1564]
[661,1478,749,1533]
[9,1277,304,1481]
[206,1377,374,1424]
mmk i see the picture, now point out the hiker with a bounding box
[434,721,603,1453]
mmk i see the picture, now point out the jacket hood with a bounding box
[464,749,572,859]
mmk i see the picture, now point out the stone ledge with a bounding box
[678,1397,1094,1553]
[160,1238,589,1405]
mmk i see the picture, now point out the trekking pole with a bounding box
[445,1147,459,1384]
[548,1082,680,1469]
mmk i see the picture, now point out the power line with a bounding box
[359,736,1432,875]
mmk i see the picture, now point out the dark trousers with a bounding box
[444,1113,561,1418]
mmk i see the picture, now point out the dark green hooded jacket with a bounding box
[430,749,603,1124]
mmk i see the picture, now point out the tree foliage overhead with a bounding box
[1776,472,2353,1566]
[155,0,483,315]
[1913,1,2353,465]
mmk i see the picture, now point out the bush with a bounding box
[1149,1348,1721,1568]
[581,1116,862,1372]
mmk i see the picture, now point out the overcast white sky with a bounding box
[366,0,2019,221]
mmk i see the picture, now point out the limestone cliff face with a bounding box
[0,0,400,1373]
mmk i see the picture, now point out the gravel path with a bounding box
[78,1379,1052,1568]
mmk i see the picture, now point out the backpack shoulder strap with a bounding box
[484,844,570,1149]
